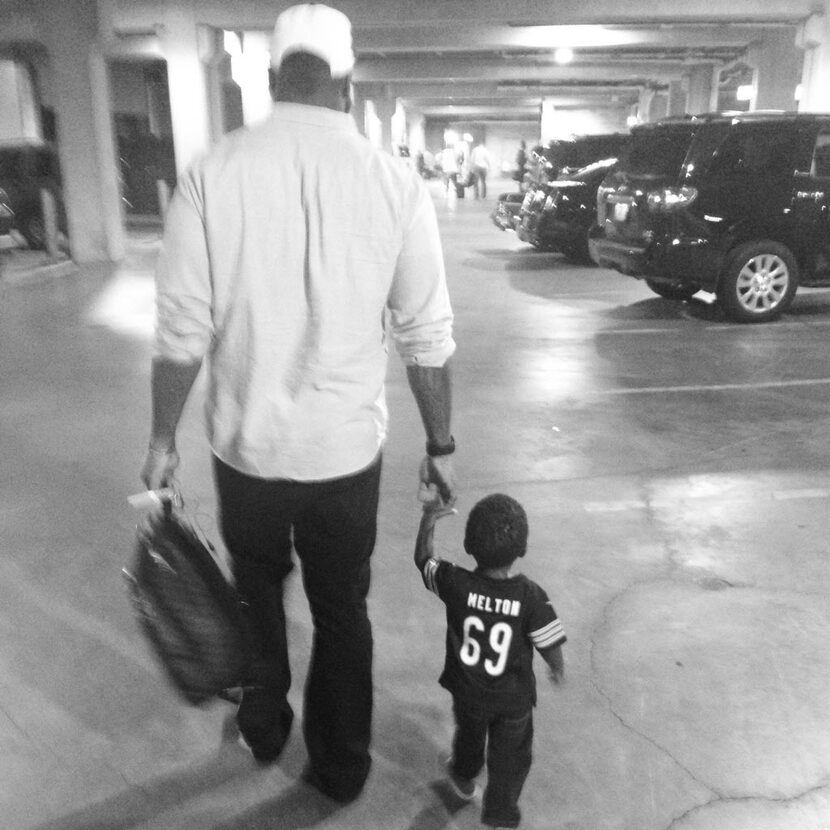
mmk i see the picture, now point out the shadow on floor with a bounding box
[403,780,476,830]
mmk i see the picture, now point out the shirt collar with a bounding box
[269,102,358,134]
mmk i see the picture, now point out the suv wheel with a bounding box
[718,241,798,323]
[645,279,699,301]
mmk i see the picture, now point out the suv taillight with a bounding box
[646,186,697,212]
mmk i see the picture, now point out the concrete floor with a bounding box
[3,177,830,830]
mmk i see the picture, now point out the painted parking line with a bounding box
[772,488,830,500]
[584,500,648,512]
[598,324,830,336]
[585,489,830,513]
[597,378,830,396]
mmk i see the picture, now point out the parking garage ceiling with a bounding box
[2,0,818,124]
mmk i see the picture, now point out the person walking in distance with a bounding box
[414,494,566,829]
[470,140,491,200]
[514,140,528,191]
[140,3,457,805]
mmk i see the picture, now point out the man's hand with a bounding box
[140,446,180,491]
[419,455,457,507]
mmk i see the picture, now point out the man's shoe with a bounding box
[236,687,293,765]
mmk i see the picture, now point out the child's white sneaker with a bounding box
[444,754,481,801]
[447,773,481,801]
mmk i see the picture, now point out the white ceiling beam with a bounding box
[386,82,648,99]
[354,57,690,84]
[352,23,794,53]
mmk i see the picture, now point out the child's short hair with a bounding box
[464,493,528,569]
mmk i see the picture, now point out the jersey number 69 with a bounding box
[459,616,513,676]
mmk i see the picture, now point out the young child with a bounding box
[414,493,566,830]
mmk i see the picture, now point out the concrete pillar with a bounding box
[667,79,686,117]
[203,31,229,142]
[227,30,271,127]
[747,29,801,111]
[158,4,211,174]
[373,95,396,154]
[351,83,368,136]
[407,111,426,154]
[540,97,556,143]
[797,12,830,112]
[685,64,718,114]
[33,0,124,263]
[636,87,655,123]
[391,99,407,151]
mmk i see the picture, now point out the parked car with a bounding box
[516,155,625,262]
[535,133,631,182]
[0,187,13,237]
[491,132,630,235]
[491,192,524,231]
[0,141,66,249]
[589,112,830,322]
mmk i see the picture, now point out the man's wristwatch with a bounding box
[426,435,455,457]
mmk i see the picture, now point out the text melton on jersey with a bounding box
[466,592,521,617]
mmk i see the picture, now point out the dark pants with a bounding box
[451,698,533,828]
[213,454,382,799]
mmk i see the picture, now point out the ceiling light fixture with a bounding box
[554,47,574,65]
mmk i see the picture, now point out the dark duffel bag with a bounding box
[124,500,248,705]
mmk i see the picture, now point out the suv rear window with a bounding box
[706,125,800,178]
[623,124,696,177]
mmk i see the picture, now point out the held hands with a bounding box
[418,454,457,509]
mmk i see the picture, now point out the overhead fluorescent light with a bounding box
[554,47,574,65]
[510,25,640,48]
[736,84,754,101]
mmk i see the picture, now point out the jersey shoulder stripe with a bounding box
[530,618,566,649]
[422,557,440,594]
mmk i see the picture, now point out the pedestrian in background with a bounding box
[141,2,457,805]
[440,142,460,197]
[514,140,528,191]
[470,140,491,199]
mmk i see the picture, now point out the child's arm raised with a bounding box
[537,644,565,685]
[414,504,456,572]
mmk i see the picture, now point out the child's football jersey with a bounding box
[421,558,566,712]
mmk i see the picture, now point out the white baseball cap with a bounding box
[270,3,355,78]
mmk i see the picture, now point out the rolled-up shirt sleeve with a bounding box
[154,165,214,364]
[387,176,456,367]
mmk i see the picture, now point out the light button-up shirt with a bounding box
[155,103,455,480]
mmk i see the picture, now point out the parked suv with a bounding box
[0,188,13,237]
[590,113,830,322]
[0,141,65,249]
[516,155,626,262]
[492,132,629,234]
[542,132,630,180]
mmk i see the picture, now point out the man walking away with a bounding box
[140,2,457,805]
